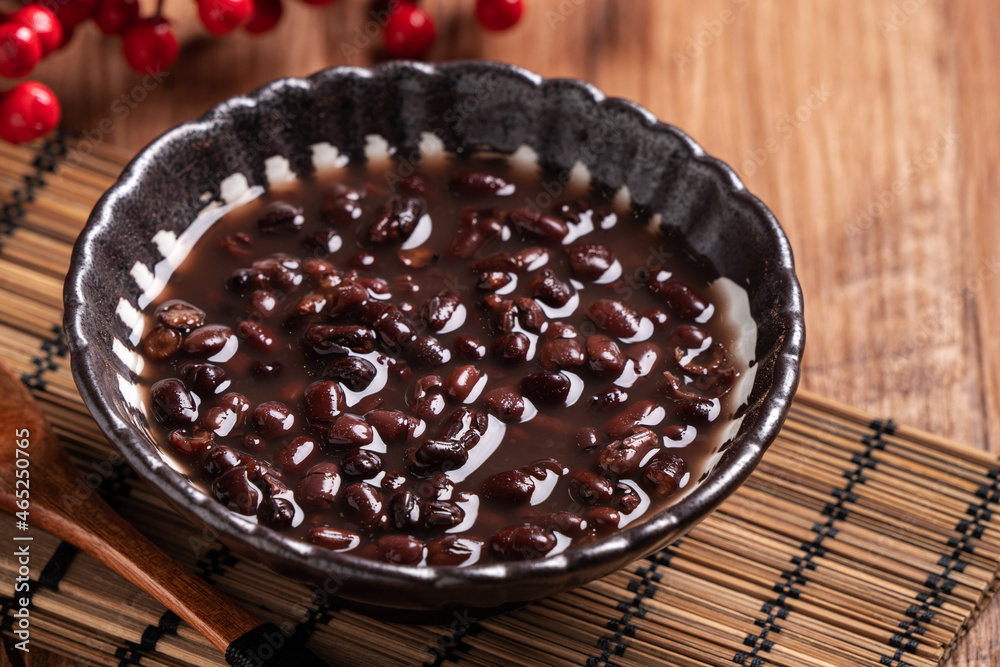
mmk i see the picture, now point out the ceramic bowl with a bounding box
[64,61,804,618]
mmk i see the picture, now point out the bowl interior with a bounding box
[65,61,803,613]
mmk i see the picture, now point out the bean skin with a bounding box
[341,448,383,478]
[422,500,465,529]
[183,363,228,397]
[455,335,486,361]
[168,427,214,456]
[407,439,469,474]
[539,337,586,371]
[597,427,658,476]
[490,332,530,364]
[323,356,377,391]
[257,201,305,233]
[212,466,260,515]
[275,435,319,474]
[528,269,573,307]
[446,364,483,402]
[605,400,661,439]
[585,507,621,532]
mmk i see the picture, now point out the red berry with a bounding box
[7,6,63,56]
[383,4,435,59]
[122,18,178,74]
[93,0,139,35]
[245,0,282,33]
[198,0,254,36]
[0,24,43,79]
[475,0,522,31]
[0,81,60,144]
[50,0,98,32]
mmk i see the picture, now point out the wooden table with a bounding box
[6,0,999,664]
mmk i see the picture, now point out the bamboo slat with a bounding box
[1,137,999,667]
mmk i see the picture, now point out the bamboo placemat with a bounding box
[2,137,999,667]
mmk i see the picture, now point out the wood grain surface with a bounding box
[4,0,999,664]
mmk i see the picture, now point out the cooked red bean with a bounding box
[324,356,377,391]
[427,536,485,566]
[573,427,602,451]
[597,427,658,475]
[341,448,383,478]
[450,170,514,197]
[643,307,671,330]
[407,335,450,369]
[168,427,214,456]
[643,451,687,497]
[478,271,512,291]
[489,525,557,560]
[520,372,571,405]
[605,400,661,439]
[252,401,295,439]
[585,507,621,532]
[389,490,421,530]
[302,324,375,355]
[589,386,629,412]
[538,337,586,371]
[423,291,462,332]
[307,526,360,551]
[482,470,536,504]
[571,470,614,504]
[567,243,615,281]
[220,231,253,258]
[327,414,375,447]
[491,332,530,364]
[587,300,641,339]
[676,398,717,423]
[417,473,456,501]
[650,277,711,321]
[257,201,304,233]
[422,500,465,528]
[368,196,424,245]
[155,300,205,332]
[376,534,425,565]
[343,482,386,529]
[481,386,525,422]
[507,209,569,244]
[407,439,469,473]
[182,324,235,356]
[302,381,345,425]
[212,466,260,515]
[151,379,199,427]
[237,320,278,352]
[204,445,242,477]
[528,268,573,307]
[142,326,182,360]
[276,435,319,474]
[365,409,418,443]
[586,334,626,377]
[446,364,483,402]
[455,334,487,361]
[528,512,589,538]
[296,462,342,510]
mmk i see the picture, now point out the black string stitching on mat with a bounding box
[1,320,135,664]
[880,452,1000,667]
[113,545,238,666]
[20,325,69,391]
[422,611,482,666]
[585,538,683,667]
[733,419,896,667]
[0,134,66,251]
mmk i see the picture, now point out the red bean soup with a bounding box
[138,150,755,567]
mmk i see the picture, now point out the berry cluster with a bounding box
[383,0,523,59]
[0,0,523,144]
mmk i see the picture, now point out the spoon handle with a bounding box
[0,372,328,665]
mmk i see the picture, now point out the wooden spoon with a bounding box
[0,360,330,666]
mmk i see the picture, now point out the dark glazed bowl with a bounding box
[64,61,804,618]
